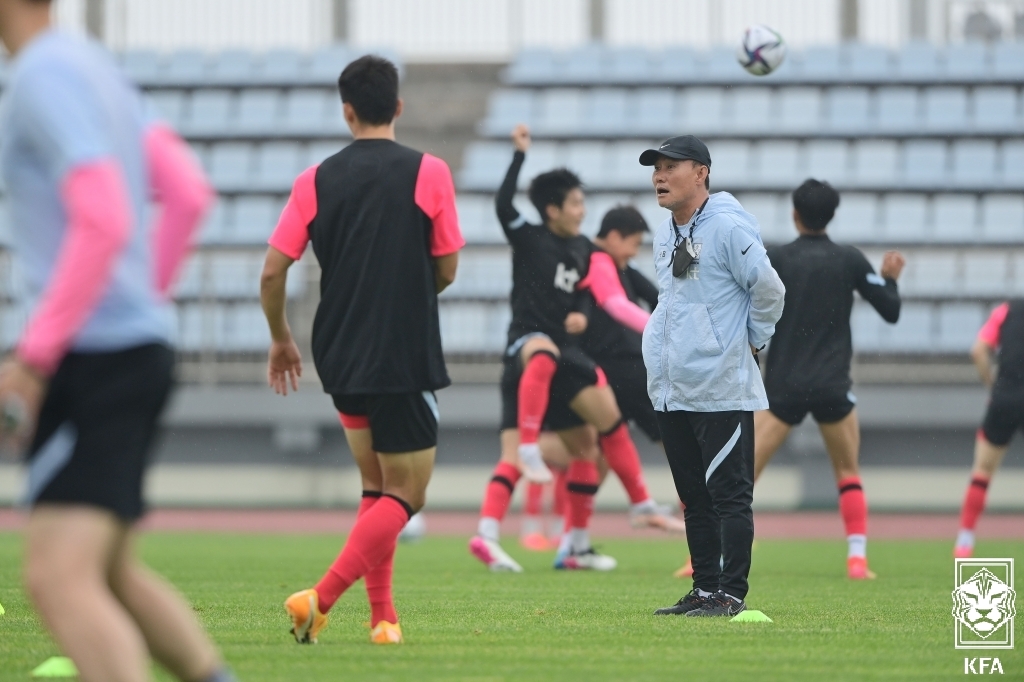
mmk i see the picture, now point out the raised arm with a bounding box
[147,123,215,297]
[496,124,531,240]
[853,249,903,324]
[724,225,785,350]
[580,251,650,333]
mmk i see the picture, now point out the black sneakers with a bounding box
[653,589,709,616]
[684,590,747,617]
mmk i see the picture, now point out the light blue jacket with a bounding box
[642,192,785,412]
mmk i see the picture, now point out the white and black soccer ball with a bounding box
[736,24,786,76]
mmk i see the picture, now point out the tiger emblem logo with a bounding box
[952,567,1017,639]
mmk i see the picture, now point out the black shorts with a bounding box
[980,392,1024,447]
[26,343,174,522]
[599,356,660,442]
[332,391,439,453]
[767,389,857,426]
[500,343,598,433]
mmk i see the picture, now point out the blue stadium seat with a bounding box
[730,88,773,133]
[738,193,786,243]
[455,195,504,244]
[707,141,751,186]
[825,87,870,131]
[458,142,508,190]
[609,48,654,83]
[876,87,919,132]
[942,43,989,80]
[163,50,208,85]
[879,302,932,352]
[253,142,303,192]
[564,142,609,187]
[534,89,583,135]
[923,87,968,131]
[843,44,893,79]
[1013,254,1024,296]
[903,252,957,296]
[777,87,821,131]
[902,140,947,188]
[440,251,512,298]
[259,49,305,84]
[797,47,841,79]
[992,42,1024,79]
[439,302,510,353]
[972,87,1018,131]
[828,193,878,241]
[582,88,627,135]
[633,88,675,135]
[236,89,282,134]
[881,194,928,241]
[307,45,351,84]
[185,90,234,136]
[505,49,557,84]
[304,140,346,167]
[208,143,254,192]
[197,198,231,245]
[607,141,654,190]
[756,140,802,188]
[654,47,697,83]
[1000,140,1024,186]
[282,89,328,134]
[896,43,940,80]
[980,194,1024,241]
[208,50,256,85]
[951,140,997,188]
[932,195,977,243]
[121,50,162,84]
[681,87,726,133]
[0,199,10,248]
[851,141,899,187]
[231,196,281,244]
[562,45,610,84]
[518,143,559,189]
[936,304,985,352]
[805,140,849,185]
[580,193,631,237]
[701,46,745,81]
[480,90,535,135]
[963,253,1010,296]
[147,90,186,128]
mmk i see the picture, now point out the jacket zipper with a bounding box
[659,260,675,411]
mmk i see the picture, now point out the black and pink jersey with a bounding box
[269,139,464,394]
[978,300,1024,396]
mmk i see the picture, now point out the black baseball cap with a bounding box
[639,135,712,167]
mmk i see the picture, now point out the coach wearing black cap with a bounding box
[640,136,785,617]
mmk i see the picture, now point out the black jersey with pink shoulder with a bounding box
[268,139,464,394]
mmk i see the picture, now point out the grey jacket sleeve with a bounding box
[723,224,786,348]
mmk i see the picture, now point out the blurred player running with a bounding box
[470,125,674,573]
[0,1,234,680]
[261,56,463,645]
[756,180,904,580]
[954,300,1024,557]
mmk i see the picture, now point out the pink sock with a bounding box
[599,421,649,505]
[518,352,557,445]
[480,462,522,522]
[838,476,867,536]
[566,460,599,530]
[960,475,990,531]
[524,482,545,517]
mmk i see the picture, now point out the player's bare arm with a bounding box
[435,251,459,293]
[0,356,45,449]
[970,338,995,388]
[260,246,302,395]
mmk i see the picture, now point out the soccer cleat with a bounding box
[520,532,555,552]
[673,557,694,578]
[685,590,747,618]
[284,588,328,644]
[847,556,877,580]
[954,545,973,559]
[517,443,554,484]
[469,535,524,572]
[654,589,709,615]
[370,620,403,645]
[630,503,686,533]
[554,547,617,571]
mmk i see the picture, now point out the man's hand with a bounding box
[268,338,303,396]
[0,356,46,454]
[565,312,588,335]
[749,343,758,356]
[511,124,531,153]
[880,251,905,281]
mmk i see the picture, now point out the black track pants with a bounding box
[656,409,755,600]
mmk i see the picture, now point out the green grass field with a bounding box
[0,533,1021,681]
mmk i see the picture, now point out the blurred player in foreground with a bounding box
[756,180,904,580]
[954,300,1024,557]
[261,56,463,644]
[0,1,233,680]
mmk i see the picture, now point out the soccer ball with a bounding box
[736,24,786,76]
[398,512,426,543]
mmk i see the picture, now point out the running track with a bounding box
[0,508,1021,540]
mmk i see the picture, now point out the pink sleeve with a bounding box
[415,153,464,257]
[146,124,215,296]
[978,303,1009,347]
[268,165,318,260]
[17,160,133,375]
[580,251,650,334]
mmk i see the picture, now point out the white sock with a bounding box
[956,529,975,549]
[847,534,867,559]
[548,519,564,539]
[721,592,743,603]
[570,528,590,553]
[696,589,714,598]
[518,443,545,470]
[630,498,657,514]
[557,532,572,555]
[478,517,500,542]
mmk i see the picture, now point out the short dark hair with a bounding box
[528,168,583,223]
[337,55,399,126]
[598,205,649,239]
[792,179,840,231]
